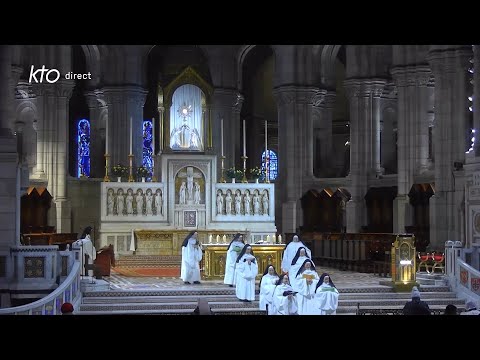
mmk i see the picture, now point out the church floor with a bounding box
[104,267,388,290]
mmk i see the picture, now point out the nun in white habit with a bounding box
[281,235,312,273]
[314,273,339,315]
[289,247,314,292]
[235,245,258,302]
[180,231,203,285]
[259,265,280,314]
[294,259,320,315]
[271,274,298,315]
[223,233,245,287]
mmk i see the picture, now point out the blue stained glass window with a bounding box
[261,149,278,181]
[77,119,90,178]
[143,120,153,179]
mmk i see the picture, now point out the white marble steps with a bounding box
[81,294,253,304]
[80,301,199,313]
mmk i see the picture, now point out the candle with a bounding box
[278,235,282,244]
[265,120,268,154]
[209,234,212,244]
[216,235,220,244]
[243,119,246,157]
[152,118,155,156]
[105,116,109,154]
[221,118,224,157]
[222,235,226,244]
[266,235,270,244]
[129,116,133,155]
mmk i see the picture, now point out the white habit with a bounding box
[223,241,245,285]
[73,235,96,277]
[259,274,279,313]
[235,254,258,301]
[295,269,320,315]
[180,238,203,283]
[281,240,312,273]
[315,283,339,315]
[272,283,298,315]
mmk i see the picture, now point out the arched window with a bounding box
[77,119,90,178]
[143,119,153,178]
[261,149,278,181]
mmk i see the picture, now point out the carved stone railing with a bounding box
[0,252,81,315]
[101,182,166,222]
[213,183,275,222]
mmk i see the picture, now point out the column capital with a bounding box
[272,85,319,105]
[391,65,432,87]
[54,80,75,99]
[343,78,386,99]
[102,85,148,106]
[212,88,244,113]
[15,81,35,100]
[427,47,473,76]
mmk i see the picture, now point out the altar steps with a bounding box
[79,284,463,315]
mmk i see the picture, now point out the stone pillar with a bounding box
[102,86,147,168]
[0,45,17,251]
[85,92,105,178]
[372,87,385,176]
[273,85,317,233]
[312,91,334,177]
[428,47,472,249]
[343,79,385,232]
[211,88,243,176]
[474,45,480,156]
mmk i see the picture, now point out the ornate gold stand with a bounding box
[241,155,248,183]
[128,154,134,182]
[103,154,110,182]
[220,155,226,183]
[265,155,270,183]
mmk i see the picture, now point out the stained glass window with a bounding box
[143,119,153,179]
[261,149,278,181]
[77,119,90,178]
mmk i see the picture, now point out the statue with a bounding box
[225,191,232,215]
[187,173,194,201]
[194,181,201,205]
[235,192,242,215]
[253,192,260,215]
[216,192,224,215]
[145,189,153,215]
[126,189,134,215]
[107,189,114,215]
[116,189,125,216]
[244,191,251,215]
[155,189,163,215]
[135,189,144,215]
[179,182,186,205]
[262,192,269,215]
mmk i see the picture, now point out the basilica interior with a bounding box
[0,45,479,315]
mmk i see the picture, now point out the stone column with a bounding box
[273,85,317,233]
[372,85,385,176]
[102,86,147,168]
[474,45,480,156]
[85,92,105,178]
[428,47,472,249]
[0,45,18,251]
[211,88,243,175]
[312,90,334,177]
[343,79,385,232]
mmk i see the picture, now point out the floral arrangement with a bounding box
[112,164,128,177]
[226,167,244,180]
[249,167,262,179]
[136,166,149,178]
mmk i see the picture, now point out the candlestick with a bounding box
[241,155,248,183]
[216,235,220,244]
[278,234,282,244]
[128,154,134,182]
[265,120,267,156]
[221,118,224,157]
[129,116,133,155]
[266,235,270,244]
[222,235,226,244]
[243,119,246,157]
[152,117,155,156]
[209,235,212,244]
[103,154,110,182]
[220,156,226,183]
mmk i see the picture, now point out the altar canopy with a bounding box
[169,84,204,151]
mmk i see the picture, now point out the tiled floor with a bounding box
[105,267,388,290]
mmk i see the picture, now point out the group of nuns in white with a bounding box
[180,231,203,284]
[260,235,339,315]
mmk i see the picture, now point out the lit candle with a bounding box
[266,235,270,244]
[216,235,220,244]
[265,120,268,154]
[221,118,224,157]
[272,234,276,244]
[243,119,246,157]
[209,234,212,244]
[105,116,109,154]
[152,118,155,156]
[278,235,282,243]
[129,116,133,155]
[222,235,226,244]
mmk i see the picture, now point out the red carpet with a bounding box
[112,267,180,277]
